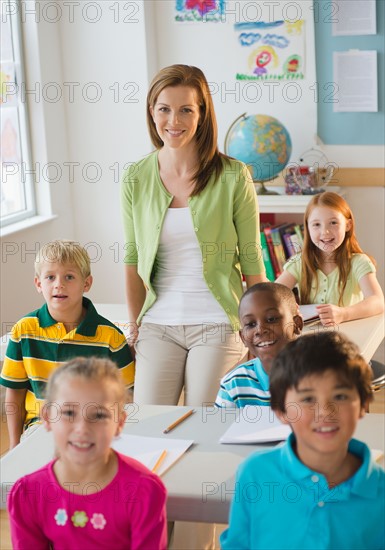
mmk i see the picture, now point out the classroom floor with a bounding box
[1,358,384,550]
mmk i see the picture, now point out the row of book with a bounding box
[260,222,304,281]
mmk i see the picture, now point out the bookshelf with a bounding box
[258,186,343,214]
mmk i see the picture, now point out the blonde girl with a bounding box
[276,192,384,326]
[8,357,167,550]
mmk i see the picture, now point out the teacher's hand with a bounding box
[126,322,139,347]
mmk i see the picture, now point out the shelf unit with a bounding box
[258,186,342,214]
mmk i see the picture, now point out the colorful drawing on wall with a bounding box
[175,0,226,22]
[235,20,305,80]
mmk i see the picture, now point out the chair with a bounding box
[371,360,385,393]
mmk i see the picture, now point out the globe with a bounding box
[224,113,292,195]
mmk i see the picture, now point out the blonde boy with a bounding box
[0,240,134,448]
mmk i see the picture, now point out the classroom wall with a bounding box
[1,0,384,330]
[1,10,75,329]
[57,1,151,304]
[152,0,318,161]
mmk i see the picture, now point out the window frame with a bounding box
[1,0,36,228]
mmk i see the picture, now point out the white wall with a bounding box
[1,0,384,330]
[57,1,151,303]
[1,9,74,327]
[152,0,317,161]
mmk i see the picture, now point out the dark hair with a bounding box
[270,332,373,411]
[146,64,229,196]
[240,282,299,316]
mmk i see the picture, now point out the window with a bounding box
[1,0,35,227]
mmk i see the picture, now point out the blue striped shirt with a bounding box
[215,358,270,408]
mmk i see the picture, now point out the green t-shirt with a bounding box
[284,253,375,306]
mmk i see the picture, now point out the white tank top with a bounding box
[142,207,229,325]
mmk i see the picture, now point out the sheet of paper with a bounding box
[332,0,376,36]
[333,50,378,112]
[299,304,320,323]
[220,406,291,444]
[111,433,194,476]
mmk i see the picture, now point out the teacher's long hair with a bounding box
[146,64,228,196]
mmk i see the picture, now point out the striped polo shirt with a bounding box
[0,297,134,427]
[215,358,270,408]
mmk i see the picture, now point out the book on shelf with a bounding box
[270,225,287,274]
[261,223,305,278]
[277,223,296,259]
[279,224,303,258]
[293,224,304,247]
[262,225,281,278]
[260,231,275,282]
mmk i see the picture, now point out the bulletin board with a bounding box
[314,0,384,145]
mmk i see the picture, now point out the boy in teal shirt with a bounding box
[221,332,384,549]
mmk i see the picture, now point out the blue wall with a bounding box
[314,0,384,144]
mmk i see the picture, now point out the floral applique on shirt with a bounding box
[71,511,88,527]
[91,513,107,530]
[54,509,68,526]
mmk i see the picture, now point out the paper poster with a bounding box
[234,20,305,81]
[332,0,376,36]
[333,50,378,112]
[175,0,226,22]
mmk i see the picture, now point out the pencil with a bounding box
[163,409,195,434]
[152,450,167,473]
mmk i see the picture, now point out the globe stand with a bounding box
[255,181,280,195]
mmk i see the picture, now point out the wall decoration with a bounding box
[234,20,305,80]
[332,0,376,36]
[175,0,226,23]
[333,50,378,112]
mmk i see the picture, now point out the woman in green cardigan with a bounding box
[121,64,266,407]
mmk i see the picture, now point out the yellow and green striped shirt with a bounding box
[0,298,134,427]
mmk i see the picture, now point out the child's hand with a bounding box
[316,304,346,326]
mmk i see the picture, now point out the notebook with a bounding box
[219,406,291,444]
[112,433,194,476]
[299,304,320,324]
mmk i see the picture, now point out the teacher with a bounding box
[121,64,266,406]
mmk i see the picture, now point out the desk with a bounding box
[94,306,384,364]
[1,306,383,364]
[1,405,384,523]
[303,313,384,363]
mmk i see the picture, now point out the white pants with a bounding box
[134,323,245,406]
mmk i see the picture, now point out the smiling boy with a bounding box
[221,332,385,550]
[215,282,303,408]
[0,241,134,448]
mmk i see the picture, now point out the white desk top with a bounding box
[303,313,384,363]
[94,306,384,362]
[1,405,384,523]
[1,306,383,364]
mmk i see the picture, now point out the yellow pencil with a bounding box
[163,409,195,434]
[152,450,167,473]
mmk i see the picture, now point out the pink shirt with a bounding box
[8,452,167,550]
